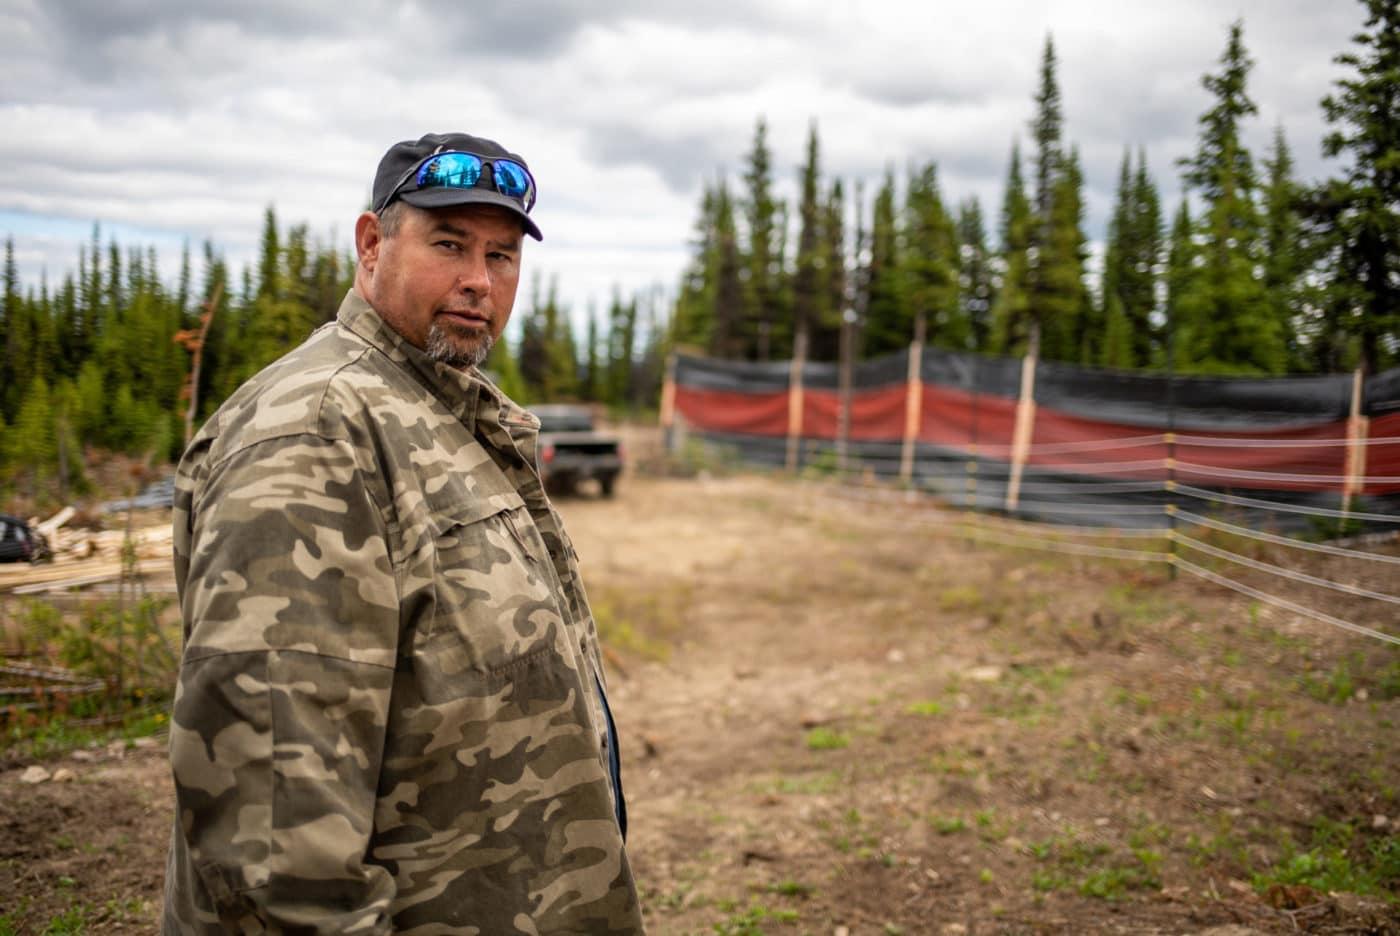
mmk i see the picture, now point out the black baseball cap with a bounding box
[371,132,542,241]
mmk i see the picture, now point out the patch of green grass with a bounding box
[766,880,812,898]
[1254,820,1400,898]
[40,904,89,936]
[1300,657,1357,706]
[804,727,849,751]
[929,815,967,835]
[906,700,945,716]
[975,809,1009,842]
[925,747,977,775]
[590,583,688,661]
[1028,835,1160,901]
[1112,688,1153,714]
[712,901,799,935]
[1187,813,1251,870]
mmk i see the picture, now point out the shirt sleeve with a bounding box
[168,433,400,934]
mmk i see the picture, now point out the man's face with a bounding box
[354,202,523,369]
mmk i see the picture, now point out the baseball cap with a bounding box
[371,131,542,241]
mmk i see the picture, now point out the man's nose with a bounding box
[456,252,490,293]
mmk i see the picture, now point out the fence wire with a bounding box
[785,467,1398,648]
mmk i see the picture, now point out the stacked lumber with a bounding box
[0,511,174,594]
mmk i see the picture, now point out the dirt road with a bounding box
[2,473,1397,934]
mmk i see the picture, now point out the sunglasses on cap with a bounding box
[382,151,537,214]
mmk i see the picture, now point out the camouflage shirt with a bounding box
[162,290,643,935]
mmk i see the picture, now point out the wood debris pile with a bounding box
[0,507,175,595]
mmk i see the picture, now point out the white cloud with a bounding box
[0,0,1370,335]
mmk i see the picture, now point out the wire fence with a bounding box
[687,427,1400,648]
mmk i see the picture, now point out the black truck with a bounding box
[0,514,50,564]
[530,404,624,497]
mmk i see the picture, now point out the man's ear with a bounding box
[355,211,382,273]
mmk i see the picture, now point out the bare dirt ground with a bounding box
[2,459,1398,934]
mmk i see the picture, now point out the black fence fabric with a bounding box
[669,347,1400,533]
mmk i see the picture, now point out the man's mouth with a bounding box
[437,309,489,329]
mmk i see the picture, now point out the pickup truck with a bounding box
[531,404,624,497]
[0,514,50,564]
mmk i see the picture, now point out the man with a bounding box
[162,132,644,935]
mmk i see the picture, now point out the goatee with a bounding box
[425,320,494,370]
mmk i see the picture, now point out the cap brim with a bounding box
[399,188,542,241]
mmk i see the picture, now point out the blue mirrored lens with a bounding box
[492,159,532,199]
[417,153,483,188]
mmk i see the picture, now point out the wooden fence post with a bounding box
[1341,367,1369,527]
[837,310,855,474]
[786,330,808,474]
[900,339,924,485]
[1004,330,1039,512]
[659,352,677,452]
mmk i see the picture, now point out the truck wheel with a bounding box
[600,476,616,498]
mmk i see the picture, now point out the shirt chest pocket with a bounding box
[420,493,573,683]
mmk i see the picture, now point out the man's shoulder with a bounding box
[190,323,411,467]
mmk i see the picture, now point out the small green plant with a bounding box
[590,583,686,661]
[1028,835,1160,900]
[767,880,812,898]
[712,901,798,935]
[1253,820,1399,898]
[906,700,944,716]
[1300,658,1357,705]
[929,815,967,835]
[41,903,89,936]
[804,727,849,751]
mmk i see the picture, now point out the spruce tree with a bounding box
[1177,21,1283,374]
[1126,150,1165,364]
[862,169,905,356]
[672,184,718,352]
[1031,36,1063,226]
[710,176,745,359]
[1026,35,1063,352]
[517,273,551,397]
[956,198,996,352]
[1038,146,1090,362]
[792,122,825,359]
[741,118,783,359]
[1316,0,1400,373]
[1101,150,1164,367]
[2,237,18,421]
[816,178,847,362]
[902,161,961,348]
[1164,197,1198,370]
[583,304,601,402]
[1261,126,1307,369]
[990,144,1033,354]
[1101,153,1134,363]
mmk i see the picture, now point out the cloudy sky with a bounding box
[0,1,1368,335]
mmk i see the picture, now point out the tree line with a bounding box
[671,4,1399,378]
[0,208,662,504]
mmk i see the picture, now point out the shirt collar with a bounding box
[336,288,540,436]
